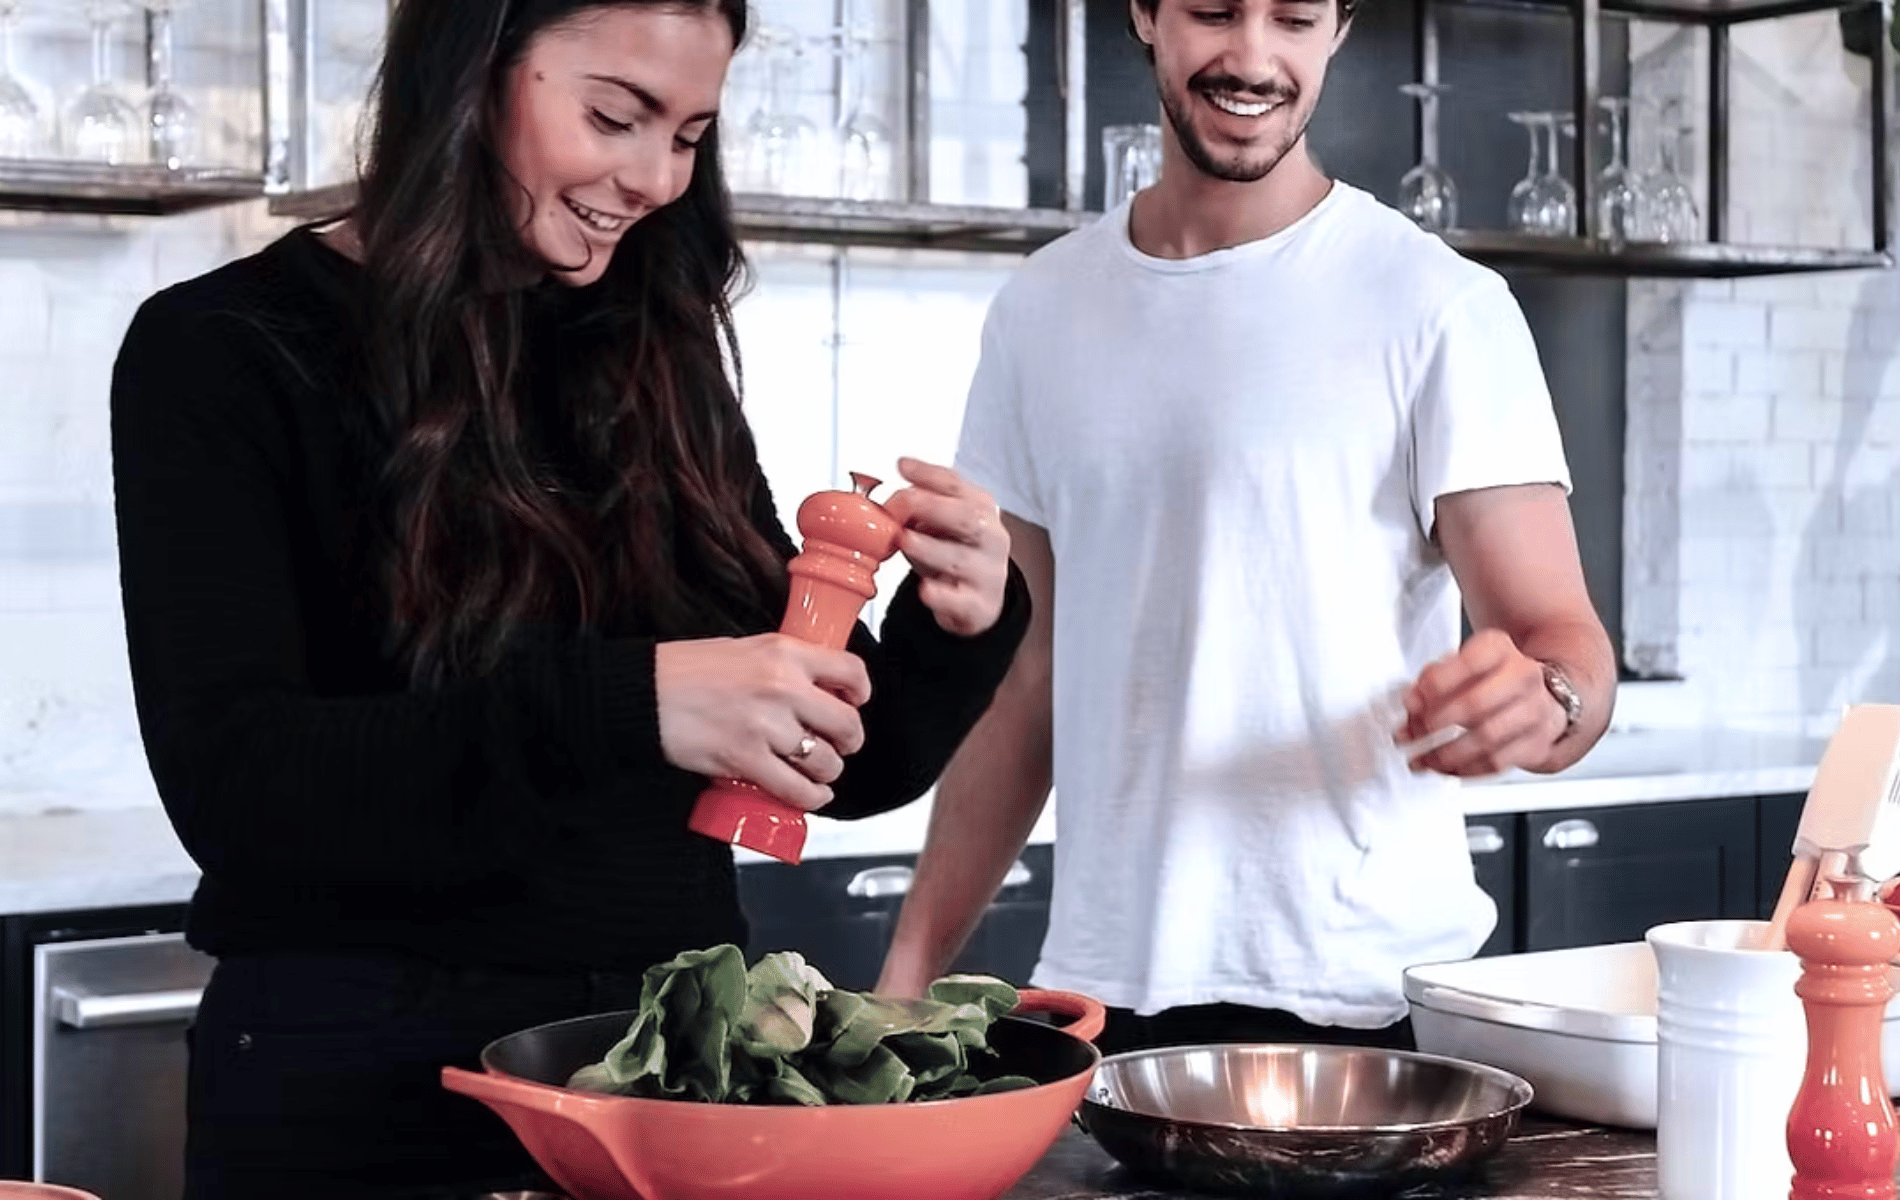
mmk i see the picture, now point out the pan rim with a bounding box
[1082,1042,1533,1136]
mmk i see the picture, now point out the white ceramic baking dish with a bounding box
[1403,941,1900,1129]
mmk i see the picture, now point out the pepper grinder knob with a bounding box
[686,474,902,864]
[1786,893,1900,1200]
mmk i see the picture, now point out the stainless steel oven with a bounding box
[31,931,211,1200]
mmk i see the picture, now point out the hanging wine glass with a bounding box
[65,0,139,164]
[0,0,42,158]
[1595,97,1643,244]
[1397,81,1457,232]
[1642,98,1701,244]
[834,24,892,201]
[140,0,194,169]
[742,24,820,196]
[718,33,763,189]
[1506,111,1573,237]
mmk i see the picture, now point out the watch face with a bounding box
[1543,664,1582,723]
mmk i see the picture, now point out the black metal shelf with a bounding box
[0,160,267,216]
[1443,231,1893,276]
[266,180,1894,275]
[1447,0,1867,23]
[1413,0,1892,264]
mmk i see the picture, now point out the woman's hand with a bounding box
[654,635,871,811]
[882,457,1012,637]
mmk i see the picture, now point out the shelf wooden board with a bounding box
[1443,230,1893,276]
[0,160,266,216]
[267,181,354,221]
[272,185,1093,255]
[265,183,1893,276]
[732,195,1090,254]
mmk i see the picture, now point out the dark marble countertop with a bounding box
[1004,1117,1657,1199]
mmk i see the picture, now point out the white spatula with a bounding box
[1757,704,1900,952]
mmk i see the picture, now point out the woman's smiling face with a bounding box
[495,5,735,285]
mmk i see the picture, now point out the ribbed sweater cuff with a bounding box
[598,637,663,771]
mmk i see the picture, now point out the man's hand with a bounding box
[1398,628,1568,777]
[881,457,1012,637]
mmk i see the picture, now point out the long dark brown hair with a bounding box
[351,0,783,686]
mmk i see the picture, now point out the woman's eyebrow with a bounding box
[583,73,718,122]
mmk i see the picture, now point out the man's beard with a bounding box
[1159,69,1310,184]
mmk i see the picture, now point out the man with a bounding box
[875,0,1615,1053]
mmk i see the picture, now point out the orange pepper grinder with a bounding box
[1786,882,1900,1200]
[687,472,901,864]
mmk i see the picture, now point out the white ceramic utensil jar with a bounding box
[1648,918,1807,1200]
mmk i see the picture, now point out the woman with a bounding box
[108,0,1027,1195]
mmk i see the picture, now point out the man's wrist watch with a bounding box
[1541,661,1584,738]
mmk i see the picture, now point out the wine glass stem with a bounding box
[1524,123,1540,180]
[1419,95,1438,168]
[1608,107,1626,174]
[150,10,176,92]
[850,35,872,122]
[91,17,112,89]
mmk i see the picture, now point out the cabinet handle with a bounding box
[1002,859,1034,889]
[846,866,915,899]
[54,985,203,1030]
[1466,825,1505,856]
[1542,819,1600,851]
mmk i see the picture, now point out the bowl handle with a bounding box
[1014,988,1107,1043]
[442,1065,588,1116]
[442,1067,658,1197]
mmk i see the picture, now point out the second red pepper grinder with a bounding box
[686,472,901,864]
[1786,877,1900,1200]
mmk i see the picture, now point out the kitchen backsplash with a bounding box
[1628,17,1900,735]
[0,205,1011,817]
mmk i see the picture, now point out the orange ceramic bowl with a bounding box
[442,989,1104,1200]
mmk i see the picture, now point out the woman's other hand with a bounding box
[654,636,871,810]
[882,457,1012,637]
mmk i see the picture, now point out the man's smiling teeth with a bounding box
[1207,92,1276,118]
[565,197,629,233]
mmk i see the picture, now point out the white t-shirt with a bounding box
[955,182,1573,1026]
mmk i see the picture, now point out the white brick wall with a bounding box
[0,205,294,815]
[1629,16,1900,732]
[0,0,1025,818]
[0,214,1009,818]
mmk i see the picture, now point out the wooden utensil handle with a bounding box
[1760,853,1822,952]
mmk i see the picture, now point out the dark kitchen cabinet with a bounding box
[737,844,1054,992]
[1522,798,1758,951]
[947,845,1054,986]
[738,853,911,991]
[1,903,193,1192]
[1463,817,1517,958]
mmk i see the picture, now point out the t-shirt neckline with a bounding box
[1115,180,1349,273]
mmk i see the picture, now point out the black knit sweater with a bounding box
[109,227,1027,971]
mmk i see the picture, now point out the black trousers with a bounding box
[1097,1001,1415,1059]
[183,951,649,1200]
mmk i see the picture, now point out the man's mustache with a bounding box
[1188,72,1298,105]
